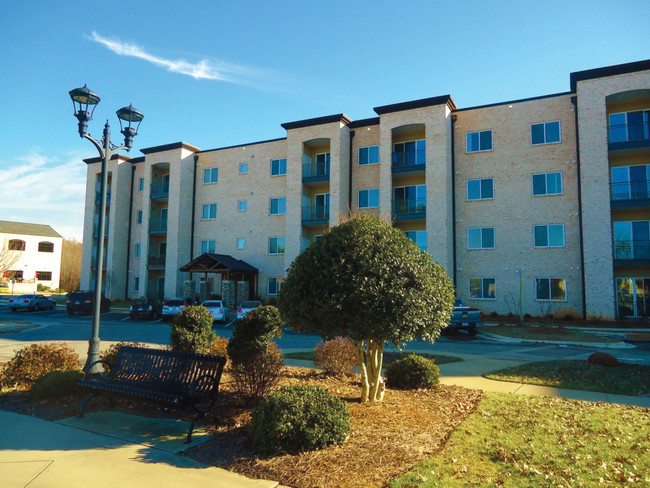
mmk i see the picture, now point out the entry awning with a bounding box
[179,253,258,275]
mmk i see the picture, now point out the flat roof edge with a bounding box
[281,113,352,130]
[374,95,456,115]
[570,59,650,91]
[141,141,200,155]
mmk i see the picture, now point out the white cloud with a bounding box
[89,31,284,89]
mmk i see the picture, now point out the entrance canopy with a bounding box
[180,253,258,280]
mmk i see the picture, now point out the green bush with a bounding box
[170,306,217,354]
[315,337,358,375]
[31,370,86,401]
[1,343,81,389]
[231,342,284,403]
[37,283,51,292]
[206,335,230,367]
[99,342,147,371]
[385,353,440,390]
[249,385,351,455]
[228,306,283,366]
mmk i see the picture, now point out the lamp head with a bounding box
[116,104,144,150]
[69,85,100,137]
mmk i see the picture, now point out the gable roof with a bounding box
[179,253,258,274]
[0,220,62,238]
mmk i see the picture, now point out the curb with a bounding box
[479,331,636,349]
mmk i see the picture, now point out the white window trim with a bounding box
[136,210,143,225]
[268,237,285,255]
[134,277,140,293]
[269,197,286,215]
[239,163,248,175]
[466,130,493,153]
[466,178,495,201]
[201,203,217,220]
[135,243,141,259]
[467,227,495,250]
[236,238,246,250]
[238,200,247,212]
[535,277,568,302]
[200,240,215,254]
[533,224,565,248]
[267,277,284,296]
[138,177,144,192]
[531,120,562,146]
[270,158,287,176]
[202,167,219,184]
[468,277,496,300]
[532,172,564,197]
[358,188,380,209]
[358,145,380,166]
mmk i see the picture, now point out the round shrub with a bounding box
[1,343,81,389]
[228,305,283,366]
[206,335,230,366]
[314,337,358,375]
[170,306,217,354]
[588,352,622,368]
[100,342,147,371]
[385,354,440,390]
[31,370,85,401]
[249,385,350,455]
[231,342,284,402]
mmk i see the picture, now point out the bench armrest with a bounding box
[83,359,112,378]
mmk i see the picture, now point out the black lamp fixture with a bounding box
[68,85,144,373]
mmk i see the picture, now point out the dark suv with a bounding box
[66,291,111,315]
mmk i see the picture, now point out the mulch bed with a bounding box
[0,366,483,488]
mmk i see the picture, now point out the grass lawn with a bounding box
[484,359,650,396]
[390,392,650,487]
[484,325,619,343]
[283,350,463,365]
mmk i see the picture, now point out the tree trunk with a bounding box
[351,338,385,402]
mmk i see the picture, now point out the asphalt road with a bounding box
[1,304,649,366]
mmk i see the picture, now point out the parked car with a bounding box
[9,294,56,312]
[162,297,194,322]
[201,300,229,323]
[66,291,111,315]
[129,297,163,320]
[236,300,262,319]
[444,298,483,336]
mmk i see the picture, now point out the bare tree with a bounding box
[60,238,83,292]
[0,238,21,285]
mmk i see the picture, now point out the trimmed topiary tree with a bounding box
[279,214,455,402]
[228,305,284,366]
[170,306,217,354]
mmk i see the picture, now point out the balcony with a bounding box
[610,180,650,208]
[149,219,168,235]
[608,122,650,151]
[90,256,107,270]
[92,223,109,238]
[148,255,166,269]
[393,198,426,220]
[151,182,170,199]
[613,240,650,266]
[303,162,330,183]
[392,149,425,173]
[302,205,330,226]
[95,191,111,206]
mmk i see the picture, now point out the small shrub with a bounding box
[1,343,80,389]
[206,336,230,366]
[231,342,284,403]
[228,306,283,366]
[588,352,621,368]
[37,283,51,292]
[249,385,350,455]
[170,306,217,354]
[31,370,85,401]
[490,311,498,318]
[264,296,278,307]
[385,354,440,390]
[100,342,147,370]
[314,337,357,375]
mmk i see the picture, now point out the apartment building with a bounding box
[79,59,650,320]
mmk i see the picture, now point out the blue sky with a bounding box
[1,0,648,241]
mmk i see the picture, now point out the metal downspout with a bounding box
[349,130,355,215]
[190,155,198,260]
[450,114,457,289]
[571,96,587,319]
[124,164,135,299]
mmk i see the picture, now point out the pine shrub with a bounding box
[314,337,357,375]
[385,353,440,390]
[228,306,283,365]
[31,370,86,401]
[249,385,350,455]
[1,343,81,389]
[170,306,217,354]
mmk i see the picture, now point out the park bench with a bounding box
[78,346,226,443]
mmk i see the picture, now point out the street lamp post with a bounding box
[515,269,524,324]
[69,85,143,373]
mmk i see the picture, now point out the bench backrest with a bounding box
[110,346,226,396]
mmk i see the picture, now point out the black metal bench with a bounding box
[78,346,226,443]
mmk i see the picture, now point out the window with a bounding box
[202,203,217,220]
[269,197,286,215]
[393,140,426,166]
[467,178,494,200]
[38,241,54,253]
[531,121,561,145]
[467,227,495,249]
[609,110,650,143]
[469,278,496,299]
[200,240,215,254]
[138,177,144,192]
[269,237,285,255]
[359,145,380,165]
[236,238,246,250]
[135,243,141,258]
[611,165,650,201]
[536,278,566,301]
[238,200,247,212]
[136,210,143,224]
[203,168,218,184]
[239,163,248,174]
[613,221,650,260]
[134,277,140,293]
[534,224,565,248]
[36,271,52,281]
[405,230,427,252]
[532,172,563,196]
[8,239,25,251]
[267,277,284,296]
[466,130,493,153]
[271,158,287,176]
[359,188,380,208]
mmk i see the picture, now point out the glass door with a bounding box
[315,193,329,219]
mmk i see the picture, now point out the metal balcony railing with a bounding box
[302,162,330,179]
[393,197,426,217]
[608,122,650,144]
[302,205,330,222]
[92,223,109,238]
[149,219,168,233]
[614,240,650,260]
[90,256,107,269]
[392,149,426,169]
[148,255,166,267]
[610,180,650,201]
[150,183,170,199]
[95,191,111,205]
